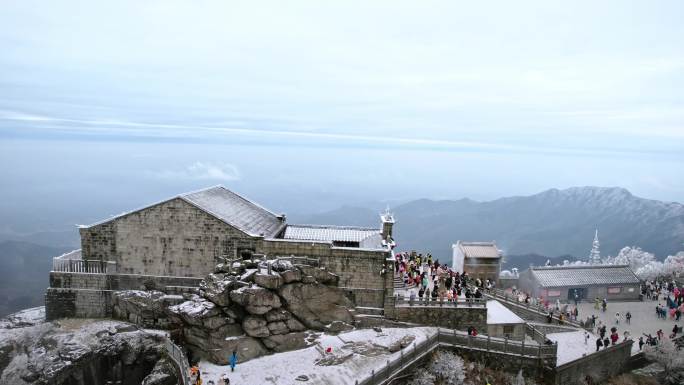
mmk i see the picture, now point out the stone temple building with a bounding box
[517,264,641,302]
[451,241,502,282]
[46,186,395,320]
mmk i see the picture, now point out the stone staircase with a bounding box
[393,275,405,290]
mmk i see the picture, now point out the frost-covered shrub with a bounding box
[429,351,465,385]
[410,370,436,385]
[513,369,525,385]
[644,339,684,385]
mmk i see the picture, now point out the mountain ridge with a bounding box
[300,186,684,260]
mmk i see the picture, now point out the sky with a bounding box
[0,1,683,236]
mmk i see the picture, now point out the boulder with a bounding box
[112,290,166,321]
[167,296,223,327]
[183,326,209,348]
[261,332,310,352]
[278,283,354,330]
[242,316,270,338]
[270,259,294,272]
[325,320,354,333]
[254,272,283,290]
[266,321,289,335]
[230,285,282,315]
[208,324,244,346]
[264,309,293,322]
[301,275,316,284]
[296,265,339,286]
[200,273,246,307]
[286,318,307,332]
[142,357,178,385]
[199,336,268,365]
[280,269,302,283]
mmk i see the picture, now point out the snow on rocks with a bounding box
[230,284,282,315]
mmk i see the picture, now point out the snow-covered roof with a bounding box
[181,186,284,237]
[456,241,501,259]
[283,224,383,248]
[83,186,285,237]
[486,300,524,324]
[530,264,640,287]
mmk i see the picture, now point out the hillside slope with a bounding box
[301,187,684,261]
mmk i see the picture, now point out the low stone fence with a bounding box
[392,303,488,332]
[554,340,633,385]
[45,271,203,320]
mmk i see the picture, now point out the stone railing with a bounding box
[52,258,117,274]
[485,288,586,329]
[355,328,556,385]
[525,323,548,344]
[394,296,487,308]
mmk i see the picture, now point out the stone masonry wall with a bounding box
[392,305,487,331]
[553,340,633,385]
[45,288,113,320]
[80,198,256,277]
[45,271,204,320]
[261,239,390,308]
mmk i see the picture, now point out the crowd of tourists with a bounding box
[394,251,492,302]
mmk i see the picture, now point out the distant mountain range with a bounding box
[300,187,684,265]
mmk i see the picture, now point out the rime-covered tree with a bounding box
[604,246,656,272]
[644,338,684,385]
[429,351,465,385]
[410,370,436,385]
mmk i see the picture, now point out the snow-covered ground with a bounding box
[546,330,597,366]
[486,300,524,324]
[199,327,438,385]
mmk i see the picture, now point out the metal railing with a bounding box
[163,338,192,385]
[52,258,117,274]
[394,296,487,308]
[355,328,557,385]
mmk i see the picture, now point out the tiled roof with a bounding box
[530,265,640,287]
[458,242,501,259]
[181,186,284,237]
[84,186,285,238]
[283,225,382,248]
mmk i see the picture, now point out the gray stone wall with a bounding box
[45,271,203,320]
[487,323,526,340]
[80,198,255,277]
[261,239,390,308]
[49,271,203,290]
[554,340,633,385]
[45,288,112,320]
[392,305,487,331]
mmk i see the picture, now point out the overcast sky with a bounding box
[1,1,683,233]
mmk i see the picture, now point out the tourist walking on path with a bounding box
[615,312,620,324]
[625,311,631,324]
[595,337,603,352]
[638,337,644,351]
[229,351,238,372]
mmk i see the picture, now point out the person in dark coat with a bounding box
[596,337,603,352]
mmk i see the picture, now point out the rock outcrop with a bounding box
[166,261,355,364]
[278,282,354,330]
[0,309,168,385]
